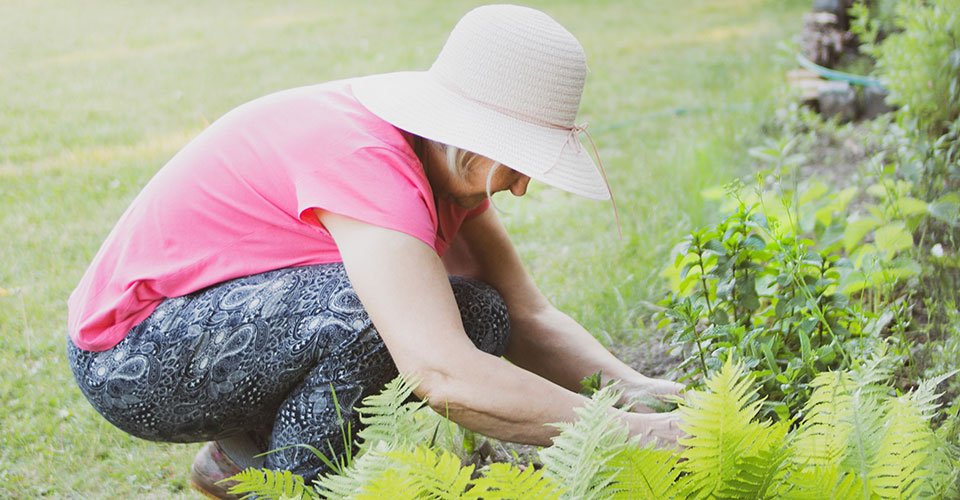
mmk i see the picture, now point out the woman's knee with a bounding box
[448,277,510,356]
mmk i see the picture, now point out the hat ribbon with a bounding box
[565,123,622,238]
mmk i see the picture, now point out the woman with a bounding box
[67,4,684,498]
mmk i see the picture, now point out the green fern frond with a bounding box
[468,463,562,500]
[869,394,944,498]
[352,467,418,499]
[842,383,887,498]
[790,364,954,498]
[677,358,784,499]
[225,467,309,500]
[847,353,894,393]
[314,442,395,499]
[354,376,433,452]
[714,421,793,499]
[345,446,474,499]
[792,371,855,467]
[791,368,889,497]
[778,465,865,500]
[539,386,631,499]
[607,444,680,499]
[907,369,958,420]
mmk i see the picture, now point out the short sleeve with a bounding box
[292,146,440,251]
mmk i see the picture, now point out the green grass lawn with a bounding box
[0,0,805,496]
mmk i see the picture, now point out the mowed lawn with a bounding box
[0,0,805,497]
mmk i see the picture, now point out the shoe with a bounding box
[191,441,242,500]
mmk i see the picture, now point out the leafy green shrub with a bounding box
[656,170,928,418]
[851,0,960,138]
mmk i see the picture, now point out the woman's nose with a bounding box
[510,175,531,197]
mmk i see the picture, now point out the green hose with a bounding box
[795,54,886,89]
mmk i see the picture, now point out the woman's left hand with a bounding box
[616,376,685,414]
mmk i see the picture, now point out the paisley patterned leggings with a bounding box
[67,263,510,480]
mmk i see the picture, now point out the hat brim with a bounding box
[351,72,610,200]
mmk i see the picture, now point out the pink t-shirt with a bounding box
[68,78,488,351]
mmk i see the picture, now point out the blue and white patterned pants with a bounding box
[67,263,510,480]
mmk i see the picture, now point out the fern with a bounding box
[715,421,793,499]
[538,386,631,499]
[225,467,309,500]
[607,445,680,499]
[844,382,887,497]
[779,465,865,500]
[792,370,856,467]
[236,366,958,499]
[789,362,957,498]
[676,359,789,499]
[314,441,396,499]
[469,462,562,499]
[354,376,433,451]
[870,393,943,498]
[368,446,474,498]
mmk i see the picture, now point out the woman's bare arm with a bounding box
[318,210,593,445]
[318,209,682,446]
[446,209,684,408]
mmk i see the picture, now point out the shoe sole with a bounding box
[191,479,225,500]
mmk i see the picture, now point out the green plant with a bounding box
[228,359,958,499]
[657,192,900,419]
[224,469,309,499]
[851,0,960,138]
[653,119,960,418]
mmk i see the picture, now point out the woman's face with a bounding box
[449,158,531,209]
[423,146,531,209]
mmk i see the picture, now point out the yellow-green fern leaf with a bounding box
[355,376,432,451]
[314,442,395,499]
[225,467,310,500]
[869,394,941,498]
[842,383,887,498]
[607,444,681,499]
[677,358,782,498]
[792,371,855,467]
[539,386,631,499]
[467,462,562,500]
[869,376,957,499]
[356,446,474,499]
[715,420,793,499]
[779,464,864,500]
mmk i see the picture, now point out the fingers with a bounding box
[627,412,688,450]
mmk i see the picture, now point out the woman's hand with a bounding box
[625,411,686,449]
[616,376,685,414]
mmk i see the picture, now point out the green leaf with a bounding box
[226,468,308,500]
[580,371,605,397]
[677,360,785,498]
[874,222,913,255]
[892,196,929,217]
[704,239,726,254]
[539,387,632,499]
[843,217,881,253]
[799,181,829,205]
[761,341,780,378]
[608,446,681,499]
[928,193,960,227]
[798,328,812,366]
[744,234,767,251]
[468,463,562,499]
[375,447,475,499]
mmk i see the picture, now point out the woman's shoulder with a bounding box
[222,78,413,157]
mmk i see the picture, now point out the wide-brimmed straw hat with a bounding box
[352,4,611,200]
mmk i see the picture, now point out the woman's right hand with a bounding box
[625,411,686,450]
